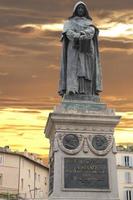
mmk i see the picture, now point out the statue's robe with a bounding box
[59,16,103,96]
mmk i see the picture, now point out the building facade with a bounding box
[1,146,133,200]
[116,148,133,200]
[0,147,48,199]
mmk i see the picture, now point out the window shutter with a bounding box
[129,156,132,167]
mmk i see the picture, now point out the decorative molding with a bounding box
[88,134,113,156]
[56,126,114,133]
[57,133,84,155]
[55,133,113,156]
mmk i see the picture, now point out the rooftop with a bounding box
[0,146,48,169]
[117,144,133,153]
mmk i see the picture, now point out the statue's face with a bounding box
[76,4,86,17]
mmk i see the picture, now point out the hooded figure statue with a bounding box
[58,1,103,97]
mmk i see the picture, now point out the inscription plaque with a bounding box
[64,158,109,189]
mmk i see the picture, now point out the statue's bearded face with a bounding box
[76,4,86,17]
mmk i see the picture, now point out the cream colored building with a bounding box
[1,146,133,200]
[116,148,133,200]
[0,146,48,199]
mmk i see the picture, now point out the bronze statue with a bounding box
[59,1,102,97]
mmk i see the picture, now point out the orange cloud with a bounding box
[0,107,132,156]
[0,108,50,155]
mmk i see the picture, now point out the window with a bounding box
[125,156,130,166]
[0,174,3,185]
[124,156,132,167]
[28,169,31,178]
[125,172,131,184]
[21,178,24,190]
[126,190,132,200]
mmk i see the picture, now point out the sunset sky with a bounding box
[0,0,133,158]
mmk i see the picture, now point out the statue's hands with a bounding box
[80,34,87,40]
[80,31,86,35]
[80,31,87,40]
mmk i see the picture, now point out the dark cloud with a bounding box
[0,97,60,109]
[0,0,133,156]
[101,50,133,98]
[19,26,35,33]
[0,72,8,76]
[99,38,133,52]
[101,96,133,112]
[0,0,133,12]
[0,1,132,30]
[95,10,133,24]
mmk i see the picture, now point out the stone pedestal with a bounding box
[45,97,121,200]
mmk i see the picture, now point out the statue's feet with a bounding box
[69,91,75,95]
[95,92,99,96]
[68,89,78,95]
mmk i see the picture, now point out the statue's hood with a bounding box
[73,1,88,13]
